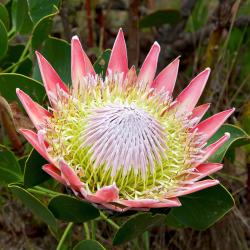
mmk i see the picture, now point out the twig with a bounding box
[235,16,250,27]
[96,4,105,49]
[180,0,197,18]
[228,73,250,107]
[128,0,140,67]
[0,97,23,155]
[85,0,94,47]
[247,163,250,203]
[60,1,71,41]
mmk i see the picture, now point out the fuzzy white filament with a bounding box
[82,102,167,178]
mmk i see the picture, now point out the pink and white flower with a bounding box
[17,29,234,211]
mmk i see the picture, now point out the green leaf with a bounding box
[0,20,8,59]
[166,184,234,230]
[31,6,59,49]
[0,73,45,103]
[33,37,71,84]
[0,3,9,30]
[165,213,186,228]
[0,45,32,75]
[227,28,245,54]
[27,0,59,24]
[113,213,166,245]
[207,124,250,162]
[48,195,100,223]
[9,185,58,234]
[0,45,25,68]
[139,9,181,29]
[150,207,171,215]
[18,155,28,171]
[0,146,22,184]
[240,38,250,80]
[11,0,33,34]
[93,49,111,77]
[74,240,106,250]
[16,58,33,76]
[24,149,50,188]
[185,0,209,32]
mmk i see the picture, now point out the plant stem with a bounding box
[7,27,15,37]
[91,220,96,240]
[83,222,90,239]
[100,211,119,230]
[28,189,55,197]
[35,186,61,195]
[142,231,150,250]
[2,56,29,73]
[12,38,31,73]
[56,222,73,250]
[28,186,61,197]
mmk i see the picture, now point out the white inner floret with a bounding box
[81,102,167,178]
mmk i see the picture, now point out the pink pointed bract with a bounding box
[17,29,234,212]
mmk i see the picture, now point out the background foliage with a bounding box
[0,0,250,249]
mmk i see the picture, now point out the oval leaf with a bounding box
[0,146,22,184]
[11,0,33,34]
[9,185,58,234]
[27,0,59,24]
[165,213,186,229]
[0,20,8,59]
[113,213,166,245]
[207,124,250,162]
[0,73,45,103]
[31,6,59,49]
[48,195,100,223]
[24,149,50,188]
[0,44,32,75]
[0,3,9,30]
[165,183,234,230]
[74,240,106,250]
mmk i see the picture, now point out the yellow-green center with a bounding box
[46,75,201,199]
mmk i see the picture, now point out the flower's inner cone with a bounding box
[46,77,202,199]
[82,103,167,178]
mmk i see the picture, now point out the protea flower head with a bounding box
[17,29,234,211]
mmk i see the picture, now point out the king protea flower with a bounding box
[16,29,234,212]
